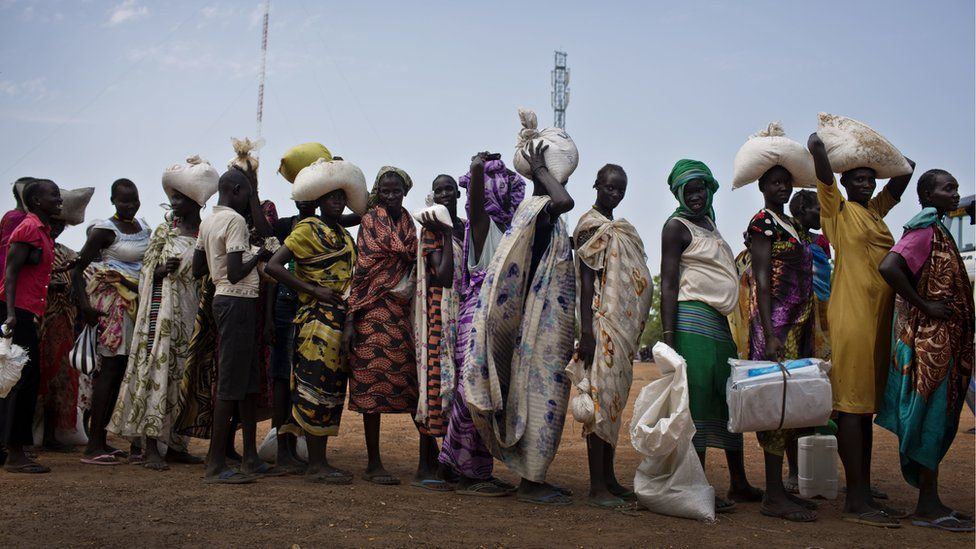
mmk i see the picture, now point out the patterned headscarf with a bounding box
[667,159,719,221]
[368,166,413,209]
[458,159,525,226]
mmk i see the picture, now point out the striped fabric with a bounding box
[676,301,734,342]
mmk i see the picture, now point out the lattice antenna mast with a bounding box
[255,0,271,143]
[551,51,570,129]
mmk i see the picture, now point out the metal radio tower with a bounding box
[551,51,570,129]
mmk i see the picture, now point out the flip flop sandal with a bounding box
[109,448,130,459]
[4,462,51,474]
[517,491,573,506]
[588,497,629,509]
[361,473,401,486]
[760,505,817,523]
[411,479,455,492]
[489,477,517,493]
[614,489,638,501]
[80,454,122,466]
[842,510,902,528]
[128,454,145,465]
[306,470,353,485]
[549,483,574,496]
[716,497,737,513]
[876,505,909,519]
[457,481,509,497]
[204,470,256,485]
[243,463,288,477]
[277,464,308,476]
[911,515,975,533]
[143,461,170,472]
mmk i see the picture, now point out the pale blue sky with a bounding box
[1,0,973,268]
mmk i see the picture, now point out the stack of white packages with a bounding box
[726,358,832,433]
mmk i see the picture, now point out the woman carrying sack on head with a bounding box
[108,157,219,471]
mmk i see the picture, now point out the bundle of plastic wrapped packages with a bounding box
[731,122,816,189]
[630,342,715,522]
[726,358,832,433]
[816,113,912,178]
[512,107,578,184]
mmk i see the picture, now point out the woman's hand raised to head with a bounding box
[420,212,452,234]
[521,141,550,178]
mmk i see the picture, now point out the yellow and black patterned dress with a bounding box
[279,217,356,437]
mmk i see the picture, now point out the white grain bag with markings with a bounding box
[816,113,912,178]
[292,158,369,215]
[732,122,816,188]
[512,108,579,184]
[630,342,715,522]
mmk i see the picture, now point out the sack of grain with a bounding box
[732,122,816,189]
[512,108,578,184]
[278,142,333,183]
[55,186,95,226]
[411,204,452,228]
[817,113,912,179]
[292,158,368,215]
[162,155,219,207]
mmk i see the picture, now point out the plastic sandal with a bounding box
[411,479,455,492]
[842,510,901,528]
[517,491,573,506]
[204,470,256,485]
[456,481,509,497]
[80,454,122,466]
[911,515,975,533]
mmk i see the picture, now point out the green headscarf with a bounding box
[368,166,413,209]
[667,159,719,221]
[903,206,948,232]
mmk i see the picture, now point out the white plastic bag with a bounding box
[512,108,579,184]
[816,113,912,179]
[732,122,817,189]
[726,358,833,433]
[566,360,595,424]
[292,158,369,215]
[162,156,220,207]
[0,337,29,398]
[257,427,309,463]
[69,325,98,376]
[630,342,715,522]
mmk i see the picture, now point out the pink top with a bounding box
[0,213,55,317]
[0,209,28,277]
[890,226,934,277]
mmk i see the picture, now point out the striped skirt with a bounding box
[675,300,743,452]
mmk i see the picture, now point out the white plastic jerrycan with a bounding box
[798,434,838,500]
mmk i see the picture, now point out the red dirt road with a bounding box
[1,363,973,547]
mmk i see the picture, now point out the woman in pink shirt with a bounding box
[0,179,62,474]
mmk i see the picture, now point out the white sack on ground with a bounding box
[257,427,309,463]
[816,113,912,179]
[292,158,368,215]
[630,342,715,522]
[726,358,832,433]
[512,108,579,184]
[732,122,817,189]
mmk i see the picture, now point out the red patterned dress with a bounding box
[347,205,418,414]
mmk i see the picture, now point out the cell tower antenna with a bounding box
[255,0,271,143]
[551,50,570,129]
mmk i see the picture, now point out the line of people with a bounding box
[0,122,971,531]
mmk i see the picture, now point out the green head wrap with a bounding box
[368,166,413,209]
[667,159,719,221]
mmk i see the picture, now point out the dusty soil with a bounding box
[1,363,973,548]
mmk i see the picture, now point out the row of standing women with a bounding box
[0,127,971,530]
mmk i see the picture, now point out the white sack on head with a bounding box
[411,204,452,228]
[55,187,95,226]
[732,122,817,189]
[816,113,912,179]
[292,158,368,215]
[228,136,264,173]
[162,155,219,207]
[512,107,579,184]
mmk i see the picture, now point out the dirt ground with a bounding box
[1,363,973,548]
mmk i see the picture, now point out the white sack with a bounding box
[411,204,453,228]
[257,427,309,463]
[630,342,715,522]
[292,158,369,215]
[162,155,220,207]
[56,187,95,226]
[732,122,817,189]
[0,337,28,398]
[817,113,912,179]
[726,358,833,433]
[512,108,579,184]
[568,368,595,424]
[32,405,89,447]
